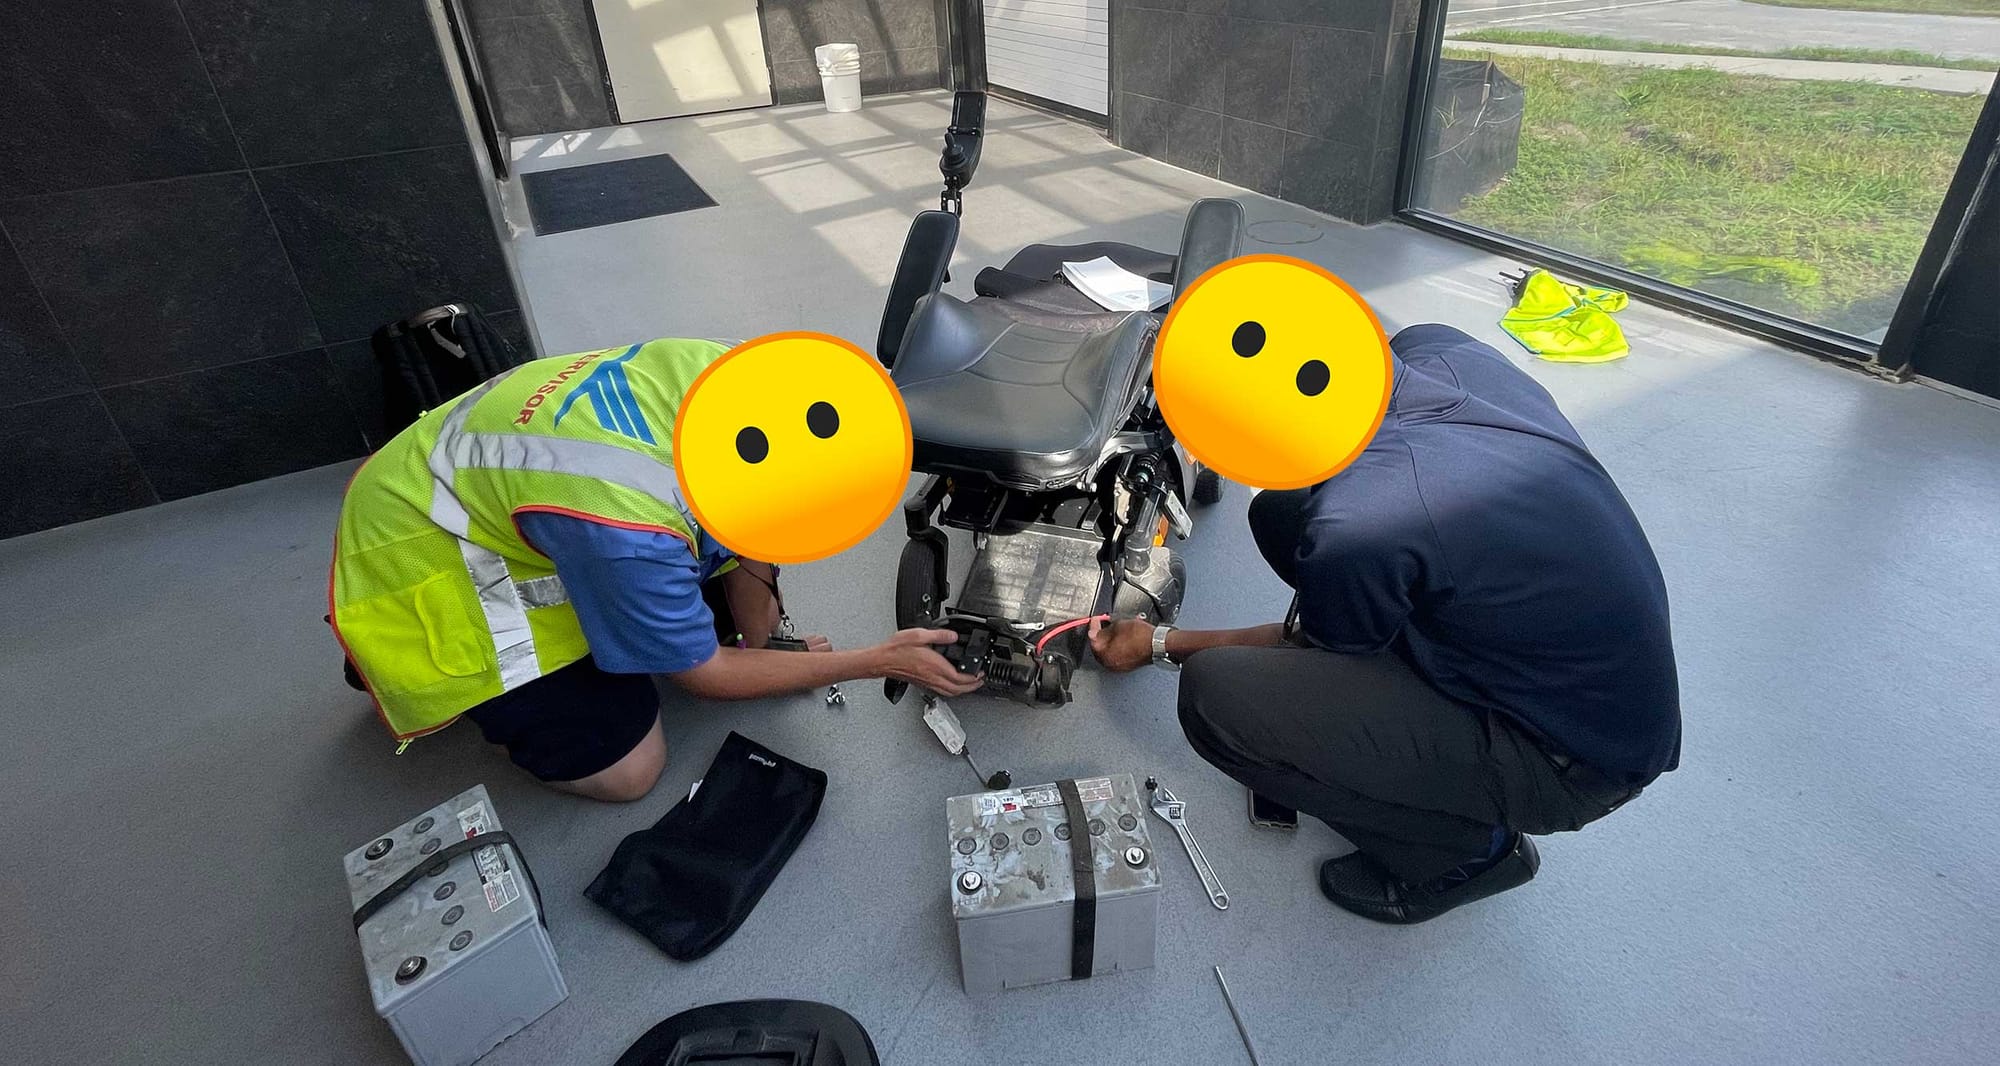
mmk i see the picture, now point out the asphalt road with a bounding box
[1445,0,2000,62]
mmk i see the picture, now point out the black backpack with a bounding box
[371,303,528,439]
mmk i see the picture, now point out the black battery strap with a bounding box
[1058,778,1097,981]
[352,831,547,931]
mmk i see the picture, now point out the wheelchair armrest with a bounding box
[1170,197,1246,301]
[877,210,961,369]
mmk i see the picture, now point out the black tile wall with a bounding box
[478,7,600,90]
[1164,14,1230,114]
[0,235,90,406]
[1229,0,1392,32]
[1164,103,1226,176]
[1119,94,1173,161]
[772,60,827,105]
[258,147,515,343]
[485,312,532,365]
[0,394,157,539]
[504,84,616,136]
[1378,30,1416,150]
[0,1,522,537]
[1117,10,1176,102]
[180,0,464,167]
[1288,27,1383,150]
[1222,118,1288,198]
[1223,19,1295,128]
[1110,0,1418,225]
[0,2,241,199]
[764,0,945,104]
[100,348,366,501]
[1,174,322,387]
[1282,130,1373,218]
[865,48,952,94]
[465,1,618,136]
[327,338,391,453]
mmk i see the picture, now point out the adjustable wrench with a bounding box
[1147,778,1229,910]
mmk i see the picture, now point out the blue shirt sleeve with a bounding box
[514,511,723,675]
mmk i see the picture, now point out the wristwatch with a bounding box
[1151,624,1180,670]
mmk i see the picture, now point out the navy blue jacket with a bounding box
[1290,324,1681,779]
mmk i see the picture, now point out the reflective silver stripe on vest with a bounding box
[515,575,570,609]
[440,432,692,523]
[460,538,542,688]
[421,366,684,691]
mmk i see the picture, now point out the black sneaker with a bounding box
[1318,833,1541,925]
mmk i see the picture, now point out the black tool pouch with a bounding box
[585,732,827,961]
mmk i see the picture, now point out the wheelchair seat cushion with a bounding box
[892,293,1157,488]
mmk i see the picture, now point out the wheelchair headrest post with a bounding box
[1169,198,1248,307]
[946,0,988,93]
[938,0,986,213]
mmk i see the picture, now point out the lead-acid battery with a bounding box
[947,773,1160,994]
[341,785,566,1066]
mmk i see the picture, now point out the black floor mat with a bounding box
[521,152,717,235]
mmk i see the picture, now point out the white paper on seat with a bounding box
[1060,256,1171,312]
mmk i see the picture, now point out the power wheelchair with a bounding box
[872,29,1246,707]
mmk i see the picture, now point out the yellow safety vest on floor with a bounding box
[1500,270,1631,363]
[329,338,732,743]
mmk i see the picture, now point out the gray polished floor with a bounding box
[4,93,1996,1066]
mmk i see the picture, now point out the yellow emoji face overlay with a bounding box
[674,332,913,564]
[1153,255,1393,491]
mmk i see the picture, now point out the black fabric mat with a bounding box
[522,152,717,235]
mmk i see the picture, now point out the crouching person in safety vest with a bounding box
[329,337,980,801]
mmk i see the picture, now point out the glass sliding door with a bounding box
[1404,0,1998,344]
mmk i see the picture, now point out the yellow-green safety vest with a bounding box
[329,338,733,743]
[1500,270,1631,363]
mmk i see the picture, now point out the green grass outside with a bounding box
[1742,0,2000,16]
[1434,51,1983,333]
[1449,29,2000,72]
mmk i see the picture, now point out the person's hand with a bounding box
[875,628,982,697]
[804,634,832,652]
[1088,617,1155,673]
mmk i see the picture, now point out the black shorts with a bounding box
[462,655,663,782]
[458,575,745,782]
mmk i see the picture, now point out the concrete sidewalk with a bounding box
[1445,38,1999,94]
[1447,0,2000,62]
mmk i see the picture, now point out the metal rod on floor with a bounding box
[1215,965,1262,1066]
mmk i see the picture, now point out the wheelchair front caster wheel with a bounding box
[1193,466,1224,506]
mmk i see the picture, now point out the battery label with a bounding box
[1018,785,1061,809]
[1075,779,1114,803]
[479,848,521,912]
[457,801,490,837]
[457,800,520,911]
[976,780,1117,814]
